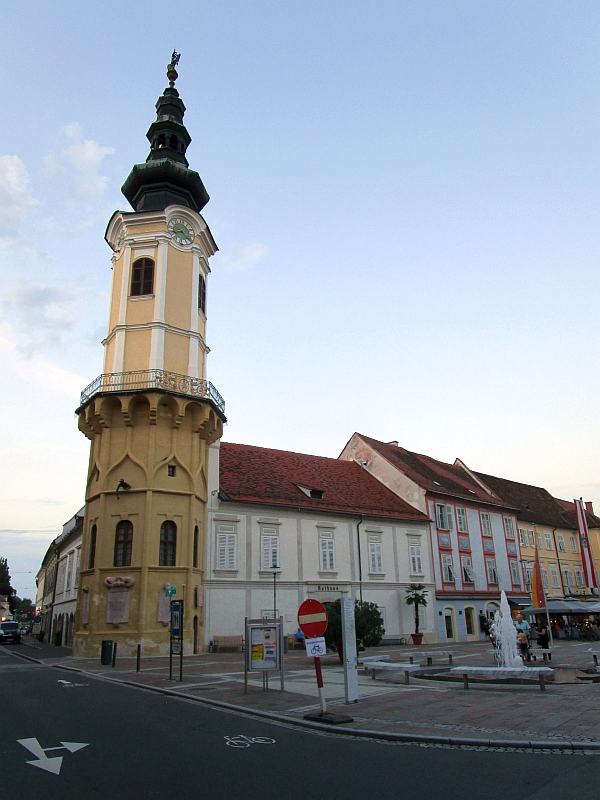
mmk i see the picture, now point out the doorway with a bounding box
[443,607,456,641]
[193,615,199,654]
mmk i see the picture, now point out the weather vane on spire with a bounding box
[167,50,181,87]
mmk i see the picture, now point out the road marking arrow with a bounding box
[17,738,89,775]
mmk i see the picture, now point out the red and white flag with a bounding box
[575,499,598,590]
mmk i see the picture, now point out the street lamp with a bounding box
[270,560,281,620]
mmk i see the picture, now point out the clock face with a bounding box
[168,218,195,245]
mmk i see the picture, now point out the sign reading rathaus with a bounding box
[74,54,225,657]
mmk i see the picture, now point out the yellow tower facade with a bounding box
[74,56,224,657]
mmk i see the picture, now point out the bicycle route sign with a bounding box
[298,599,328,638]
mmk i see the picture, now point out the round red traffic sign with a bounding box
[297,599,328,638]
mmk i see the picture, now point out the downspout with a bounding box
[357,515,364,602]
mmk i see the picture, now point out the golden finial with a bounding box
[167,50,181,87]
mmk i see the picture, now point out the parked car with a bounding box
[0,621,21,644]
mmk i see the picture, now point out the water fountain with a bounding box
[490,591,524,668]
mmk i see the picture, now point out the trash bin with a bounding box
[101,640,113,665]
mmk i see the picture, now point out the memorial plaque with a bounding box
[195,585,204,608]
[157,591,171,623]
[106,587,130,624]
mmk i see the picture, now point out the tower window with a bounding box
[89,525,97,569]
[114,521,133,567]
[158,134,166,148]
[193,525,199,569]
[131,258,154,296]
[159,521,177,566]
[198,274,206,314]
[167,465,176,477]
[169,135,178,149]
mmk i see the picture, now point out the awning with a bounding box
[520,600,600,616]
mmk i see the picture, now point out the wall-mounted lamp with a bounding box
[116,478,131,500]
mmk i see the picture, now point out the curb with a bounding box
[7,649,600,753]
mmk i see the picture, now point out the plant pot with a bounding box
[410,633,423,645]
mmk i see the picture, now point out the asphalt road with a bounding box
[1,645,599,800]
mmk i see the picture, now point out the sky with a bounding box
[0,1,599,599]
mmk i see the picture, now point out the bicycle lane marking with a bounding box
[224,735,276,748]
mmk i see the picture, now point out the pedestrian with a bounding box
[536,619,550,649]
[515,613,531,645]
[517,630,530,663]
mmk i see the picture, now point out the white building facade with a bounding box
[203,441,437,647]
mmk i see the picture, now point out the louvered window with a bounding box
[320,539,335,571]
[480,512,492,536]
[510,560,520,585]
[503,516,515,539]
[261,534,279,570]
[130,258,154,296]
[369,542,383,573]
[486,558,498,584]
[198,274,206,314]
[216,524,236,569]
[456,508,468,533]
[436,504,454,530]
[441,554,454,583]
[461,556,475,583]
[410,545,423,575]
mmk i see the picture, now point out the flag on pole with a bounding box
[530,544,546,609]
[575,499,598,590]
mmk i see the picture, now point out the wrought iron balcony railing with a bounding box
[80,369,225,414]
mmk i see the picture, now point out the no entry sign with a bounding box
[298,599,328,638]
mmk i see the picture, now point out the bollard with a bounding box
[112,641,117,668]
[100,640,113,665]
[136,643,141,672]
[462,673,469,690]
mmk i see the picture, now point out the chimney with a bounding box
[585,501,594,515]
[387,441,399,446]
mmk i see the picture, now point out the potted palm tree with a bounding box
[405,584,428,645]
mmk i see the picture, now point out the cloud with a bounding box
[40,123,115,205]
[216,241,269,272]
[1,281,80,354]
[0,155,39,240]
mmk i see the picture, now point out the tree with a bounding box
[0,557,16,612]
[14,597,35,619]
[324,599,386,661]
[405,584,428,634]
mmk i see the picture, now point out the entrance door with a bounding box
[193,615,199,654]
[443,608,455,641]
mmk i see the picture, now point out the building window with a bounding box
[556,533,566,552]
[130,258,154,296]
[409,545,423,575]
[576,569,585,588]
[198,274,206,314]
[74,548,81,589]
[550,564,560,589]
[441,554,455,583]
[537,531,543,549]
[510,560,520,585]
[369,541,383,573]
[503,516,515,539]
[486,558,498,584]
[456,508,468,533]
[114,520,133,567]
[436,503,454,530]
[65,552,73,591]
[319,538,335,572]
[570,535,578,553]
[480,512,492,536]
[541,567,548,589]
[167,465,176,477]
[544,532,553,551]
[563,568,573,589]
[159,521,177,567]
[461,556,475,583]
[524,566,533,590]
[193,525,199,569]
[519,528,528,548]
[216,524,236,570]
[89,525,97,569]
[261,533,280,570]
[528,530,535,548]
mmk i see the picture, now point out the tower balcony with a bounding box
[79,369,225,415]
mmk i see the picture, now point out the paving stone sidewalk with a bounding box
[18,638,600,746]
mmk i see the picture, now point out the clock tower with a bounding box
[74,55,225,657]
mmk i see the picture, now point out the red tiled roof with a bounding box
[354,434,510,508]
[554,497,600,530]
[219,442,429,521]
[475,472,572,528]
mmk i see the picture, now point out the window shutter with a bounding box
[227,534,236,569]
[445,505,453,530]
[217,534,227,569]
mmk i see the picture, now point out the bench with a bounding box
[212,635,244,653]
[363,661,422,685]
[406,650,456,666]
[287,634,305,650]
[449,666,554,691]
[359,655,390,665]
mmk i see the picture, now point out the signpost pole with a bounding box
[314,656,327,714]
[244,617,248,694]
[279,615,285,692]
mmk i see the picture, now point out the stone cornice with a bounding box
[102,321,210,353]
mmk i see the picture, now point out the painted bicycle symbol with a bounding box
[224,735,276,748]
[310,643,321,654]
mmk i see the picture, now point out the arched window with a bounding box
[198,274,206,314]
[89,524,97,569]
[131,258,154,297]
[158,133,166,148]
[193,525,199,569]
[159,521,177,566]
[114,521,133,567]
[169,134,178,150]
